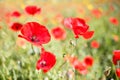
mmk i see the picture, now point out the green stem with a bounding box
[0,70,6,80]
[75,70,77,80]
[75,39,79,55]
[31,44,35,55]
[58,61,66,71]
[115,68,119,80]
[13,69,17,80]
[74,38,79,80]
[112,62,118,80]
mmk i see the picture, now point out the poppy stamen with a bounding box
[31,35,37,42]
[40,60,46,67]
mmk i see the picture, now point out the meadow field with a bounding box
[0,0,120,80]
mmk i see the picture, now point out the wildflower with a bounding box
[11,11,21,17]
[63,18,73,29]
[82,31,94,39]
[36,51,56,73]
[113,35,119,42]
[10,22,23,31]
[63,17,94,39]
[18,22,51,46]
[113,50,120,65]
[51,27,66,40]
[116,68,120,78]
[65,55,88,75]
[91,9,102,18]
[25,5,41,15]
[84,56,94,67]
[91,40,100,48]
[109,17,119,25]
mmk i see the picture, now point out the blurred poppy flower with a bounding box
[36,51,56,73]
[82,31,94,39]
[71,58,88,75]
[11,11,21,17]
[113,35,119,42]
[69,56,78,67]
[91,9,102,18]
[113,50,120,65]
[64,55,79,68]
[109,17,119,25]
[16,38,26,47]
[10,22,23,32]
[63,18,73,29]
[51,27,66,40]
[63,17,94,39]
[91,40,100,48]
[18,22,51,46]
[54,14,63,23]
[25,5,41,15]
[116,68,120,78]
[75,61,88,75]
[84,56,94,67]
[65,55,87,75]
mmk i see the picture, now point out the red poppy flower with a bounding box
[36,51,56,73]
[113,50,120,65]
[25,5,41,15]
[82,31,94,39]
[72,18,89,36]
[91,40,100,48]
[51,27,66,40]
[69,56,78,67]
[109,17,119,25]
[116,68,120,78]
[11,11,21,17]
[76,62,88,75]
[63,17,94,39]
[65,55,88,75]
[91,9,102,18]
[64,55,79,68]
[18,22,51,46]
[84,56,94,67]
[63,18,73,29]
[73,60,87,75]
[10,22,23,31]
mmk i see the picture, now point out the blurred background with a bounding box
[0,0,120,80]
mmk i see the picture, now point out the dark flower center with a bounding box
[16,26,20,30]
[40,60,46,67]
[30,35,39,42]
[31,35,36,41]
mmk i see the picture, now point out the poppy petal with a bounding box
[25,5,41,15]
[19,22,51,46]
[36,51,56,73]
[82,31,94,39]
